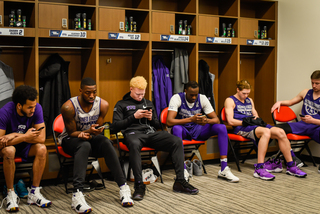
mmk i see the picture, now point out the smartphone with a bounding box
[145,106,152,110]
[33,127,44,131]
[299,114,305,117]
[95,125,104,129]
[198,115,206,117]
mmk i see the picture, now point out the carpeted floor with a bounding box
[1,159,319,214]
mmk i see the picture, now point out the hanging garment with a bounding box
[170,48,189,94]
[208,72,216,111]
[152,55,173,119]
[39,53,71,137]
[198,59,215,109]
[0,60,14,108]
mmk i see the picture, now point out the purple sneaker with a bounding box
[253,164,275,180]
[286,164,307,178]
[264,158,283,173]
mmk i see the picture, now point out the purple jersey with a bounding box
[301,89,320,119]
[176,92,203,129]
[230,95,253,120]
[0,101,44,134]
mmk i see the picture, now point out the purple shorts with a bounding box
[14,142,32,162]
[289,121,320,143]
[234,124,273,143]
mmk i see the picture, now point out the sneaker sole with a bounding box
[132,195,144,201]
[72,207,92,214]
[217,175,239,183]
[173,189,199,195]
[286,171,307,178]
[28,202,52,208]
[6,207,19,212]
[253,173,275,180]
[266,168,283,173]
[122,202,134,207]
[296,162,304,168]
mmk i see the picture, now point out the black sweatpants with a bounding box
[61,134,126,191]
[123,131,184,183]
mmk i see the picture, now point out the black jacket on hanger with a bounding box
[198,59,215,110]
[39,53,71,137]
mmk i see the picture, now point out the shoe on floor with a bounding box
[218,166,239,182]
[318,165,320,173]
[184,169,190,182]
[0,189,19,212]
[119,183,134,207]
[265,158,283,173]
[286,164,307,178]
[292,156,305,168]
[132,183,146,201]
[184,160,193,178]
[253,164,275,181]
[27,187,52,208]
[142,169,158,185]
[193,159,202,176]
[71,189,92,214]
[173,179,199,195]
[15,179,28,198]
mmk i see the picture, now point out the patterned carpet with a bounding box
[0,159,319,214]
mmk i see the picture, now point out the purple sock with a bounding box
[256,163,264,168]
[31,185,37,194]
[287,161,294,167]
[290,150,296,157]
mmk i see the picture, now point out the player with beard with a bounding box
[0,85,52,212]
[59,77,133,213]
[271,70,320,172]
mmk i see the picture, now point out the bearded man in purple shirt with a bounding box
[0,85,51,212]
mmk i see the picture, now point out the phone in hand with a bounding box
[33,127,44,131]
[145,106,152,111]
[198,114,206,118]
[95,125,104,129]
[299,114,305,117]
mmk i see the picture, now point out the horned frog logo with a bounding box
[305,105,318,115]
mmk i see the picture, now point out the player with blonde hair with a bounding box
[224,80,306,180]
[112,76,199,201]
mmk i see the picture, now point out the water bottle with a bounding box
[104,122,110,139]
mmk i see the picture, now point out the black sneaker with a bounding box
[132,183,146,201]
[173,179,199,195]
[318,165,320,173]
[293,156,306,168]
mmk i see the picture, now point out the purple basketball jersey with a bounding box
[176,92,203,130]
[230,95,253,120]
[301,89,320,119]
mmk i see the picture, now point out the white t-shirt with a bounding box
[168,93,214,115]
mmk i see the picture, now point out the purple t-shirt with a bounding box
[0,101,44,134]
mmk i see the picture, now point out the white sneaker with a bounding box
[184,169,190,182]
[119,183,134,207]
[71,190,92,213]
[142,169,158,185]
[218,166,240,183]
[184,160,193,178]
[0,189,19,212]
[27,187,52,208]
